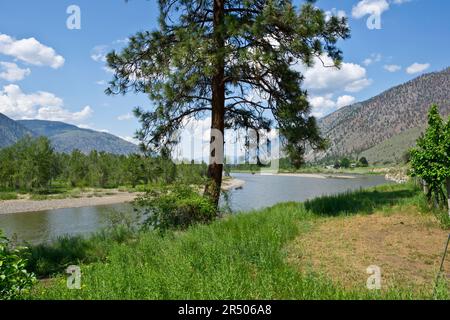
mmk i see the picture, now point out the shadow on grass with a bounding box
[26,226,135,278]
[304,187,418,217]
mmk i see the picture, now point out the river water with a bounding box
[0,173,391,244]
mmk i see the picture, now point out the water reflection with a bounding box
[0,174,391,244]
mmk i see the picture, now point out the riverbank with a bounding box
[29,183,449,300]
[0,178,246,215]
[0,191,138,215]
[276,173,356,179]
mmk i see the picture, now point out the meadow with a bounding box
[27,183,449,300]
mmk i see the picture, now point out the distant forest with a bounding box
[0,137,207,193]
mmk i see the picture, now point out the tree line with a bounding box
[0,136,207,193]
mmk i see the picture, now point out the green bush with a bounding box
[135,185,216,231]
[0,230,36,300]
[0,192,18,201]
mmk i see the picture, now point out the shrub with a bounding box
[358,157,369,167]
[135,185,216,231]
[0,192,18,201]
[0,230,36,300]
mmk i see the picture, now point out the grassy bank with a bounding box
[28,183,449,300]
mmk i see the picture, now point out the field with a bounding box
[28,183,449,300]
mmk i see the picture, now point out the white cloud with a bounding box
[0,34,64,69]
[309,95,336,109]
[384,64,401,72]
[36,105,93,123]
[352,0,390,19]
[406,62,430,74]
[345,78,373,92]
[114,38,129,45]
[308,95,336,118]
[297,54,371,94]
[0,84,92,123]
[308,94,356,118]
[363,53,382,66]
[91,45,108,62]
[325,8,347,21]
[117,113,133,121]
[336,95,356,108]
[96,80,107,85]
[352,0,411,20]
[0,62,31,82]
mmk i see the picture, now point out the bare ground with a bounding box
[287,208,450,291]
[0,191,138,215]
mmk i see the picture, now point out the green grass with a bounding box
[28,183,449,300]
[0,192,18,200]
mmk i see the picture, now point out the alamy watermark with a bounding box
[66,5,81,30]
[366,265,382,290]
[172,126,281,175]
[66,265,81,289]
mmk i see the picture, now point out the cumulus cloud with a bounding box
[91,45,108,62]
[308,94,356,118]
[352,0,411,20]
[0,62,31,82]
[325,8,347,21]
[336,95,356,108]
[117,113,133,121]
[384,64,401,72]
[297,54,371,95]
[0,34,64,69]
[345,78,373,92]
[0,84,92,123]
[363,53,382,66]
[352,0,390,19]
[406,62,430,74]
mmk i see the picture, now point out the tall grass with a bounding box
[29,183,448,300]
[0,192,18,201]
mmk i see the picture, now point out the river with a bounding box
[0,173,391,244]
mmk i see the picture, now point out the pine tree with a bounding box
[106,0,350,207]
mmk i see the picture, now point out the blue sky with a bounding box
[0,0,449,146]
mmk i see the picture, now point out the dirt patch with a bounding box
[287,208,450,291]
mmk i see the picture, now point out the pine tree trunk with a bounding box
[446,178,450,217]
[205,0,225,209]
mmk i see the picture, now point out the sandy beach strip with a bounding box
[0,192,138,215]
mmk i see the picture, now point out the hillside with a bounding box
[359,127,425,165]
[0,113,35,148]
[0,115,138,155]
[308,67,450,163]
[18,120,139,155]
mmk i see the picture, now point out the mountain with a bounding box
[308,67,450,164]
[0,113,35,148]
[0,115,138,155]
[17,120,139,155]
